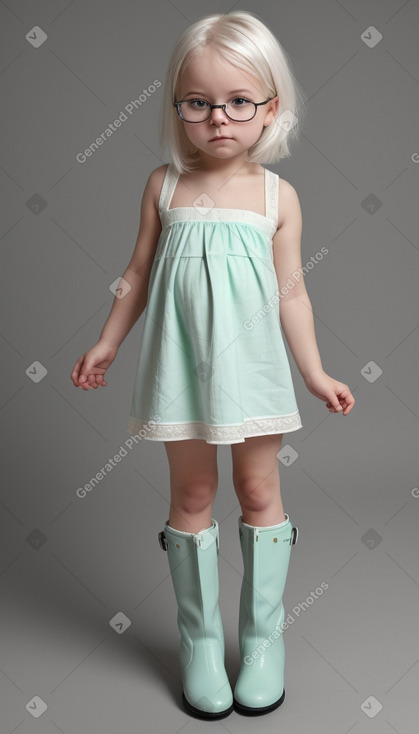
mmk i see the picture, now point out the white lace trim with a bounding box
[159,206,277,240]
[126,413,303,445]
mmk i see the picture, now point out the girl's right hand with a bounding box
[71,339,119,390]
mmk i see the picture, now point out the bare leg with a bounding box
[164,439,218,533]
[231,434,285,526]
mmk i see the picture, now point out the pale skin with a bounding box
[71,47,355,533]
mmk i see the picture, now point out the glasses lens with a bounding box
[179,100,209,122]
[178,99,256,122]
[226,99,256,121]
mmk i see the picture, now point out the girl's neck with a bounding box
[194,151,253,179]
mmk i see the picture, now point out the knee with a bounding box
[173,480,217,516]
[234,476,274,514]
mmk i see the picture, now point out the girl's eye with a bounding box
[188,99,208,109]
[231,97,250,106]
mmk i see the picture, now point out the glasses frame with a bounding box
[173,96,275,123]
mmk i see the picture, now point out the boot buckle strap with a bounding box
[291,526,299,545]
[194,531,219,553]
[158,530,168,551]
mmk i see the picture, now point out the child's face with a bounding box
[176,47,278,166]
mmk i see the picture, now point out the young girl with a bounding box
[71,10,355,721]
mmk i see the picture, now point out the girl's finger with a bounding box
[71,356,85,385]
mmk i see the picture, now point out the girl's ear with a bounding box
[263,96,280,127]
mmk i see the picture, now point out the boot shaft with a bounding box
[237,515,298,636]
[159,519,224,646]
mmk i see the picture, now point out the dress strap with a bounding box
[158,163,179,214]
[265,168,279,229]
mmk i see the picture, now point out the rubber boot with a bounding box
[158,518,233,719]
[233,513,298,715]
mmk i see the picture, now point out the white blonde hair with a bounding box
[159,10,307,174]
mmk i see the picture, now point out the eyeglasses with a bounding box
[173,96,274,123]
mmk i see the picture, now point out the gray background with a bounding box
[1,0,418,732]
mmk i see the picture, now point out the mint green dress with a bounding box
[127,163,302,444]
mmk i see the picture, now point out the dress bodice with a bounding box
[157,163,279,241]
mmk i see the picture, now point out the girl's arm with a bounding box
[272,181,323,380]
[99,167,163,349]
[71,167,165,390]
[273,181,355,415]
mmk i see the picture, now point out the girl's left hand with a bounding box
[303,371,355,416]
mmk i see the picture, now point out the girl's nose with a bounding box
[210,107,229,123]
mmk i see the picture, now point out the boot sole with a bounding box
[182,691,233,720]
[233,688,285,716]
